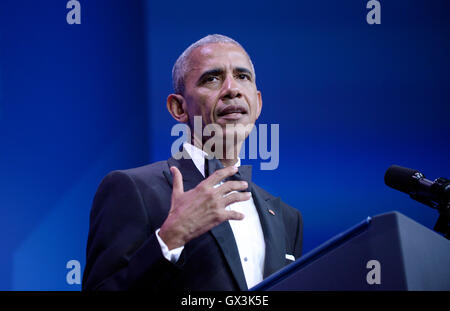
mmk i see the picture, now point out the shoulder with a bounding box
[102,160,170,188]
[118,160,169,179]
[91,160,173,222]
[93,161,172,208]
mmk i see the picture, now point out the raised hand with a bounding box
[158,165,251,250]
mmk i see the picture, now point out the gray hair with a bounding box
[172,34,255,95]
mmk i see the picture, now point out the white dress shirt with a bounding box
[155,142,266,289]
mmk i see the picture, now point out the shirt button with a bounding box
[244,257,248,262]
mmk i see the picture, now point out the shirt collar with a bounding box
[182,142,241,177]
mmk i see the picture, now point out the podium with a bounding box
[252,211,450,291]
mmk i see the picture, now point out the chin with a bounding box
[222,124,253,140]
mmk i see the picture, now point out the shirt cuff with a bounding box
[155,228,184,263]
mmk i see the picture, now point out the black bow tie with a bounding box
[205,157,252,190]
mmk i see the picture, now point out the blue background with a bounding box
[0,0,449,290]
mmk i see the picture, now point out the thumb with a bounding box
[170,166,184,194]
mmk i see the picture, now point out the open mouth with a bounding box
[217,105,248,120]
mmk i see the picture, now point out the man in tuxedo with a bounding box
[82,34,303,291]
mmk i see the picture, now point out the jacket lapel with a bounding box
[164,153,248,290]
[210,222,248,290]
[166,150,204,192]
[250,184,286,278]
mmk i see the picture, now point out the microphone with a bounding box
[384,165,450,208]
[384,165,450,238]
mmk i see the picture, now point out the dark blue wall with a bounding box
[0,1,149,290]
[1,0,449,290]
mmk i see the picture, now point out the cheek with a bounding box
[187,95,215,121]
[197,95,216,115]
[248,94,260,117]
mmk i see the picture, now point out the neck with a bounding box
[191,134,243,167]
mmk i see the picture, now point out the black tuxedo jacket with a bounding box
[82,154,303,291]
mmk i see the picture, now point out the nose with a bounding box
[221,74,241,100]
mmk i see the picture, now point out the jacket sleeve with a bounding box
[82,170,183,291]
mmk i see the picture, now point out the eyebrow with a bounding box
[197,67,253,84]
[197,68,224,83]
[234,67,253,78]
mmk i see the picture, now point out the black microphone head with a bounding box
[384,165,425,194]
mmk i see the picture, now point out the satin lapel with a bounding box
[210,222,248,291]
[165,152,248,290]
[250,184,286,278]
[165,151,204,192]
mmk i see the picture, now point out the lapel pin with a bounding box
[268,209,275,216]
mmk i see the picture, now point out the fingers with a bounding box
[204,165,238,186]
[217,180,248,195]
[170,166,184,194]
[224,210,245,221]
[222,191,252,206]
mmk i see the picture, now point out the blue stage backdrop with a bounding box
[1,0,449,290]
[0,1,149,290]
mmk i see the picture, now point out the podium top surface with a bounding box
[251,211,450,291]
[251,214,372,291]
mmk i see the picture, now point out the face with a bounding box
[182,43,262,143]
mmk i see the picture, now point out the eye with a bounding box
[237,73,251,81]
[204,76,219,83]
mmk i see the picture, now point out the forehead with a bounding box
[186,43,253,75]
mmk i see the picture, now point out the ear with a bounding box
[167,93,189,123]
[255,90,263,120]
